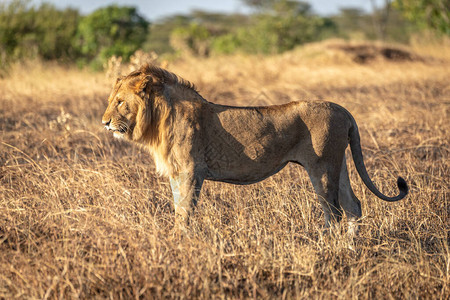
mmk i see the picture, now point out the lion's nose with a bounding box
[102,119,111,127]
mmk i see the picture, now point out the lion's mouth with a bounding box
[105,126,125,133]
[110,127,127,140]
[105,120,134,138]
[109,123,134,140]
[111,122,130,134]
[117,127,127,133]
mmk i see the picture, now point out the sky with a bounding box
[28,0,386,21]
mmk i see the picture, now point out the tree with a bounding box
[170,23,211,56]
[144,16,190,55]
[237,12,324,54]
[241,0,275,11]
[370,0,392,40]
[235,0,328,54]
[242,0,312,15]
[0,0,79,62]
[75,5,149,67]
[393,0,450,34]
[33,3,79,60]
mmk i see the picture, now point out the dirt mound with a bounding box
[328,43,423,63]
[287,39,429,65]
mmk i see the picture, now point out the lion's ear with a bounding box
[132,75,154,95]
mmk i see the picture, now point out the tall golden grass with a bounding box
[1,41,448,299]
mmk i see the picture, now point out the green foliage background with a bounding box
[394,0,449,34]
[0,1,79,62]
[0,0,148,69]
[75,5,148,69]
[0,0,448,68]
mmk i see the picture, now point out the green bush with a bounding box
[0,1,149,69]
[211,34,242,55]
[394,0,449,35]
[245,14,325,54]
[170,23,211,56]
[75,5,149,68]
[210,13,332,55]
[0,0,79,63]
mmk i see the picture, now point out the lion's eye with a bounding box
[117,100,124,107]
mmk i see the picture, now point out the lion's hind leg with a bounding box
[306,161,343,228]
[338,156,362,235]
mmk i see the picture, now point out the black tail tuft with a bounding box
[397,177,409,197]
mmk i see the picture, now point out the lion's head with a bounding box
[102,64,196,176]
[102,69,152,141]
[102,64,199,142]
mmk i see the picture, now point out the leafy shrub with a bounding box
[0,1,79,64]
[174,1,337,56]
[75,5,149,69]
[170,23,211,56]
[394,0,450,35]
[211,13,332,55]
[211,33,242,55]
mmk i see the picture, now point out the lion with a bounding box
[102,64,408,232]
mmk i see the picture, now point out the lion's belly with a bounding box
[205,160,290,185]
[203,139,296,184]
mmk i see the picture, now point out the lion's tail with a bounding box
[347,113,408,202]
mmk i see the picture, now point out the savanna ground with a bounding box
[0,40,449,299]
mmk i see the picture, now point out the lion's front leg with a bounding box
[169,172,204,224]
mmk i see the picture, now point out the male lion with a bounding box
[102,64,408,232]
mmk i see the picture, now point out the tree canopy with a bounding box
[75,5,149,68]
[0,1,79,62]
[394,0,450,34]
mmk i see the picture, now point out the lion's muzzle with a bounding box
[102,119,111,130]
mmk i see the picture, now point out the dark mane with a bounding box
[126,64,198,92]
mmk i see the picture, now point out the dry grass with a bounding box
[0,41,449,299]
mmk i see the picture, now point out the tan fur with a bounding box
[102,64,408,230]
